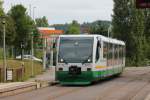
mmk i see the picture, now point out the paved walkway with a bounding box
[27,67,55,82]
[0,67,56,97]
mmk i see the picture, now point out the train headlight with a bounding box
[60,59,64,62]
[87,59,91,62]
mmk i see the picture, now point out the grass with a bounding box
[34,49,43,59]
[0,47,44,81]
[0,59,43,81]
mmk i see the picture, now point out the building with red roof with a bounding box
[38,27,64,38]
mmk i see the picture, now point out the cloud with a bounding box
[3,0,113,24]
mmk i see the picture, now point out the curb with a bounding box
[0,82,37,98]
[0,81,59,98]
[36,80,59,89]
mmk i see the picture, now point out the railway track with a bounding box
[46,86,85,100]
[95,68,150,100]
[44,68,150,100]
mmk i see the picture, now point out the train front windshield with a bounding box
[58,37,93,63]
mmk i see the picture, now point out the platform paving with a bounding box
[0,67,56,98]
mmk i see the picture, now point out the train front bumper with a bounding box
[56,71,94,85]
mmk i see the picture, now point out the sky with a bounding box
[3,0,114,25]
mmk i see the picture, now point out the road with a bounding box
[1,67,150,100]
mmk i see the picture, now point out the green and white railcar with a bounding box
[56,35,125,85]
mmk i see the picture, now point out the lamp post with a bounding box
[43,37,46,70]
[31,32,34,77]
[31,6,36,77]
[1,16,7,82]
[3,18,6,82]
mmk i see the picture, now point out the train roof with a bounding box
[59,34,125,45]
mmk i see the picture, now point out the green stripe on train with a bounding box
[56,67,123,85]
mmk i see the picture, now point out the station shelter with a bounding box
[38,27,64,69]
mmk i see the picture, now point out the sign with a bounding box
[7,69,13,81]
[136,0,150,8]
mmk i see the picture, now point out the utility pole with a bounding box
[43,38,46,70]
[31,6,36,77]
[29,5,36,77]
[50,36,54,67]
[2,17,6,82]
[31,32,34,77]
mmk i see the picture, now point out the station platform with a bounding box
[0,67,57,98]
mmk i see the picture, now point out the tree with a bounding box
[5,16,16,46]
[0,1,17,58]
[0,0,4,46]
[144,10,150,60]
[112,0,131,39]
[112,0,146,66]
[66,20,80,34]
[89,20,111,36]
[35,16,49,27]
[51,23,69,33]
[0,0,3,16]
[129,1,146,66]
[8,4,35,56]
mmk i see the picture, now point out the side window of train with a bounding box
[123,46,125,63]
[96,41,100,62]
[119,45,123,58]
[108,43,113,60]
[103,42,108,59]
[123,46,125,58]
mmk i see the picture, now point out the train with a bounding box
[55,35,125,85]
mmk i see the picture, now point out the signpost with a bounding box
[7,69,13,81]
